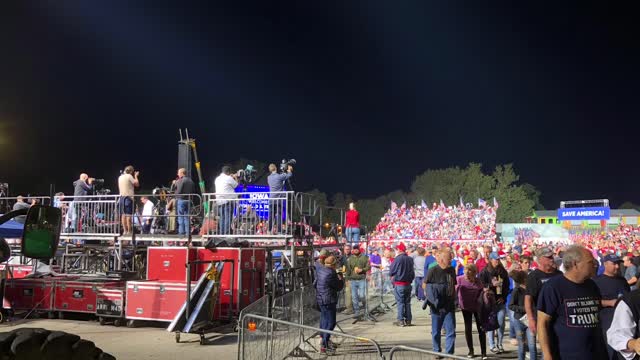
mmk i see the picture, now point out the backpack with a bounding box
[478,290,500,332]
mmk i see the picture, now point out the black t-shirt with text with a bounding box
[537,275,607,360]
[525,268,562,304]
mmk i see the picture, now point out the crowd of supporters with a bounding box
[369,202,497,241]
[314,223,640,358]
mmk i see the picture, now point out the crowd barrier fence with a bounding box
[238,313,385,360]
[202,191,293,239]
[55,194,203,240]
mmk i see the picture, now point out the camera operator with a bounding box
[174,168,196,236]
[68,173,94,231]
[267,163,293,234]
[214,165,238,235]
[118,165,140,235]
[74,173,94,197]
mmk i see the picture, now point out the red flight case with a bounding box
[53,279,125,314]
[196,247,266,319]
[125,280,194,322]
[0,265,34,279]
[4,278,55,312]
[146,247,197,282]
[96,287,125,320]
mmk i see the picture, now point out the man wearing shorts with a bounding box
[118,165,139,235]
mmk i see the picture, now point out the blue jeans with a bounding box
[393,285,412,322]
[319,303,337,347]
[345,227,360,245]
[431,310,456,354]
[526,326,537,360]
[513,318,528,360]
[414,277,425,300]
[177,199,189,235]
[218,202,232,235]
[508,308,516,340]
[350,280,366,314]
[487,304,506,349]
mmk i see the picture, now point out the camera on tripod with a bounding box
[279,159,296,173]
[237,165,257,185]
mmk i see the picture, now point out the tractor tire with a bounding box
[0,328,115,359]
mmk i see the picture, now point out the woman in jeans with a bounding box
[508,270,528,360]
[456,263,487,359]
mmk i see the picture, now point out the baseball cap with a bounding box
[536,247,554,258]
[489,252,500,260]
[397,242,407,252]
[603,254,622,263]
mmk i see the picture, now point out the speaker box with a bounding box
[178,143,192,178]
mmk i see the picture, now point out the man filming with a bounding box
[214,165,238,235]
[118,166,140,235]
[74,173,94,197]
[69,173,94,231]
[267,163,293,234]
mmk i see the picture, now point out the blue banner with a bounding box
[557,207,610,221]
[235,185,271,220]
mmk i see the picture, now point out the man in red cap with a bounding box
[389,242,415,327]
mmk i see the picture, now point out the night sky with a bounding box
[1,2,639,209]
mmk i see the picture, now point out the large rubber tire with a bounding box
[0,328,115,359]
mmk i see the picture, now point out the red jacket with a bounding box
[345,210,360,228]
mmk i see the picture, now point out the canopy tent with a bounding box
[0,219,23,238]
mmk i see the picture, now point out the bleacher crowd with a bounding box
[370,201,497,241]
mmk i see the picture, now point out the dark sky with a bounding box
[1,2,639,209]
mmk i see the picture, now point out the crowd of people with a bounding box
[315,222,640,359]
[370,202,497,241]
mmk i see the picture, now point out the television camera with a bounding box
[236,165,257,185]
[279,159,296,173]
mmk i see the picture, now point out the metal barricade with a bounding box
[57,193,203,240]
[273,266,315,297]
[129,193,203,241]
[270,286,305,323]
[0,196,52,216]
[202,191,293,239]
[0,196,51,208]
[58,195,120,237]
[239,313,385,360]
[388,345,470,360]
[366,270,390,316]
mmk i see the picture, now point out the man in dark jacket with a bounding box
[480,252,510,354]
[423,247,457,356]
[174,168,196,236]
[390,242,415,327]
[316,255,344,355]
[69,173,94,231]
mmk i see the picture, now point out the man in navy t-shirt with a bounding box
[592,254,630,360]
[537,245,616,360]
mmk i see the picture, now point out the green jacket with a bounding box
[346,254,370,281]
